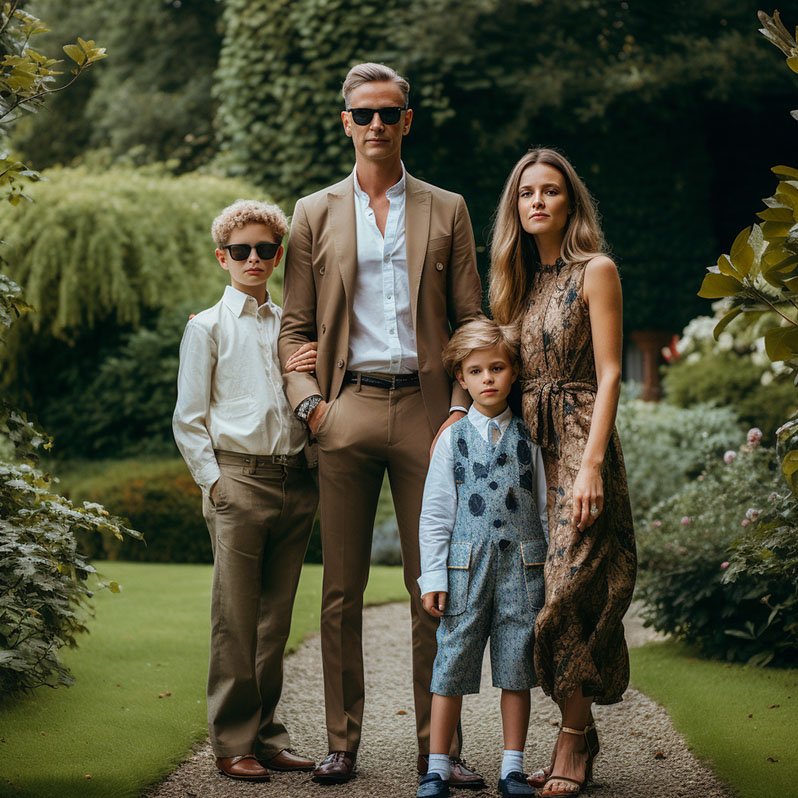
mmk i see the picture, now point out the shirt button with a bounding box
[436,262,444,271]
[337,359,344,368]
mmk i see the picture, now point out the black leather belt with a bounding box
[344,371,420,389]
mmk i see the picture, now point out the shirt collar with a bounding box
[467,403,513,436]
[222,284,274,317]
[352,161,407,203]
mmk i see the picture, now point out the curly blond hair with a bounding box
[442,315,520,378]
[211,199,288,247]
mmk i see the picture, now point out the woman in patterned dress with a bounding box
[488,149,637,797]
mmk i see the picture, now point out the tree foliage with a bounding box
[17,0,222,172]
[0,2,140,696]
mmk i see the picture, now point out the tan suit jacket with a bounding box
[278,172,482,432]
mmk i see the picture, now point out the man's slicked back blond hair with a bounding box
[341,62,410,108]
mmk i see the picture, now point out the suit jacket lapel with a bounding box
[328,175,357,316]
[405,174,431,329]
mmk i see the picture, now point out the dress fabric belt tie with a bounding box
[521,378,597,449]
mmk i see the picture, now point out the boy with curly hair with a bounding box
[173,199,317,782]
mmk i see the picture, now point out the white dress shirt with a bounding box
[348,163,419,374]
[173,285,307,493]
[417,405,548,596]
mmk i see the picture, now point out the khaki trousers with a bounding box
[314,381,459,756]
[202,456,318,758]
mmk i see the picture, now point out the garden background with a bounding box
[1,1,797,797]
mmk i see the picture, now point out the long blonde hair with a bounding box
[489,148,605,325]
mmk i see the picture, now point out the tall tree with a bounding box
[19,0,223,171]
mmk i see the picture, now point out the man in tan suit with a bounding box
[278,63,482,786]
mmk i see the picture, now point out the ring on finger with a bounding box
[590,504,599,516]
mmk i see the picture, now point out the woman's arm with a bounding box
[572,255,623,532]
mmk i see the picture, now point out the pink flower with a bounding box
[741,518,750,527]
[681,516,691,526]
[770,492,779,500]
[746,508,760,521]
[747,427,763,447]
[697,474,704,481]
[652,520,662,527]
[720,561,729,569]
[723,450,736,464]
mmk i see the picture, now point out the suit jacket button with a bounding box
[337,359,344,368]
[436,262,444,271]
[319,265,326,275]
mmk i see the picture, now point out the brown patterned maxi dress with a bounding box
[520,259,637,705]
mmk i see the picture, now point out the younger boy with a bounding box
[416,316,548,798]
[173,200,318,782]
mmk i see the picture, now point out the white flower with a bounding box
[723,450,736,464]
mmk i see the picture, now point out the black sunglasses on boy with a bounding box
[223,242,280,261]
[347,106,407,126]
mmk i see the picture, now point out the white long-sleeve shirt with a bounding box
[417,405,548,596]
[172,285,307,494]
[348,163,418,374]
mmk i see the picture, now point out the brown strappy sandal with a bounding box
[527,715,599,789]
[540,725,595,798]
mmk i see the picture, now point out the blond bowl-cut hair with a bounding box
[342,62,410,108]
[442,315,520,378]
[211,199,288,247]
[489,148,605,326]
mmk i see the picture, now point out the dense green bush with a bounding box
[616,390,742,523]
[637,432,798,665]
[662,316,798,441]
[63,459,210,564]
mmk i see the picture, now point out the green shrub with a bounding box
[637,433,798,665]
[62,458,210,564]
[616,390,741,524]
[663,350,797,441]
[0,459,139,694]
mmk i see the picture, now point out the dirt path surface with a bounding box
[148,602,734,798]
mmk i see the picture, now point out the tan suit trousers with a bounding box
[202,456,318,758]
[314,381,457,756]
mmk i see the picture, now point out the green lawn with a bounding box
[630,640,798,798]
[0,562,408,798]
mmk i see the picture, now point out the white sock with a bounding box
[427,753,451,780]
[501,749,524,779]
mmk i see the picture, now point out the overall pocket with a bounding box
[444,541,472,616]
[521,538,547,610]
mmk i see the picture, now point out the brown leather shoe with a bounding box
[262,748,316,771]
[216,754,270,781]
[416,755,485,789]
[312,750,356,783]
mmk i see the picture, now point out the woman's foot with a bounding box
[540,727,592,798]
[528,715,597,789]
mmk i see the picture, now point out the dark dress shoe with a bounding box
[312,750,356,783]
[261,748,315,771]
[417,755,485,790]
[417,772,450,797]
[216,754,270,781]
[498,771,535,796]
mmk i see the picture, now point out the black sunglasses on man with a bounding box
[346,106,407,126]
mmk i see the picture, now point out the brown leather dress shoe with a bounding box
[262,748,316,772]
[216,754,270,781]
[312,750,356,783]
[416,755,485,789]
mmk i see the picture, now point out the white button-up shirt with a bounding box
[417,405,548,596]
[348,163,418,374]
[173,285,307,493]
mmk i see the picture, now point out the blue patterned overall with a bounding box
[430,415,547,695]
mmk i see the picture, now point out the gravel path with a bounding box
[148,602,734,798]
